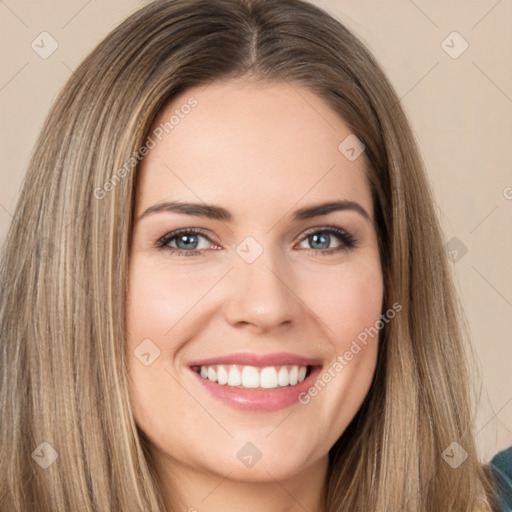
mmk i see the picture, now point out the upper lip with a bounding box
[188,352,322,368]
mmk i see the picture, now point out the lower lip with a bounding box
[189,366,322,412]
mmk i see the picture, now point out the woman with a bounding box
[0,0,509,510]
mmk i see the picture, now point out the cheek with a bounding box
[336,271,382,345]
[125,254,232,429]
[126,256,214,346]
[125,256,191,421]
[299,258,383,351]
[279,259,383,454]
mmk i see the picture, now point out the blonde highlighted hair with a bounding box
[0,0,499,509]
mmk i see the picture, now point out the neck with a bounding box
[153,451,329,512]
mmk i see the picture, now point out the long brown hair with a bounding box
[0,0,499,510]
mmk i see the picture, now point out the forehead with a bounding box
[136,79,372,219]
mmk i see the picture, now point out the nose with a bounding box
[222,250,304,333]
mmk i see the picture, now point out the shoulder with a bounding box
[489,446,512,511]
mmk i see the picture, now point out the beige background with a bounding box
[1,0,511,461]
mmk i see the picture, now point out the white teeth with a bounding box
[241,366,260,388]
[227,366,242,386]
[217,366,228,385]
[260,367,278,388]
[289,365,299,385]
[196,364,310,389]
[207,367,217,382]
[278,366,289,386]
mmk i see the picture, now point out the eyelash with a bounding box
[156,225,358,257]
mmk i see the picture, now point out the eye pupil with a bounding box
[176,234,198,250]
[310,233,330,250]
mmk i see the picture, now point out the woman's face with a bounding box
[127,78,383,484]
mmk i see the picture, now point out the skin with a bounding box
[127,77,383,512]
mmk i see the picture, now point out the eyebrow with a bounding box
[136,199,371,223]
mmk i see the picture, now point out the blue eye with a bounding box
[156,226,357,257]
[297,226,357,254]
[157,228,215,257]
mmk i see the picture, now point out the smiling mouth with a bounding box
[191,364,314,390]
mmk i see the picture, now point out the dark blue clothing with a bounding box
[489,446,512,511]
